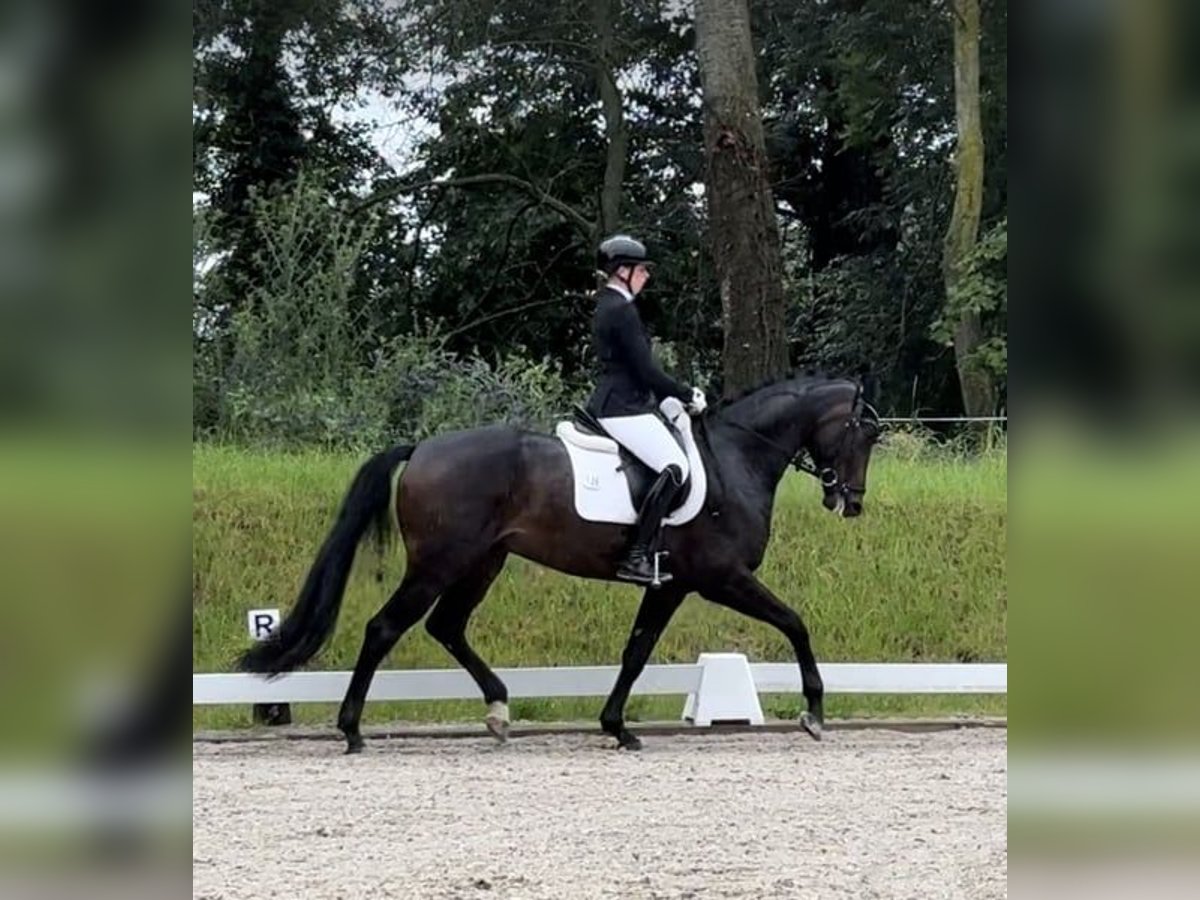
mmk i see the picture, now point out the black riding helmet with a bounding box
[596,234,653,275]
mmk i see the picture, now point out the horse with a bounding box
[239,372,883,752]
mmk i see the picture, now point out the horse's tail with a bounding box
[237,444,415,677]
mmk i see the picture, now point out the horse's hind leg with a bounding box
[337,570,443,753]
[424,551,511,740]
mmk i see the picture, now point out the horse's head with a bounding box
[714,371,884,517]
[798,380,882,518]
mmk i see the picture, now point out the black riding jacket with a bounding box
[585,286,690,417]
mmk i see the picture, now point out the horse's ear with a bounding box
[855,364,879,405]
[863,373,879,405]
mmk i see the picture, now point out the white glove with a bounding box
[688,387,708,414]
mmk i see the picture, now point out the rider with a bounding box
[586,234,707,585]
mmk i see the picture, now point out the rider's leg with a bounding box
[596,414,689,584]
[617,464,685,583]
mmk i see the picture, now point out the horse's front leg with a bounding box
[699,569,825,740]
[600,585,687,750]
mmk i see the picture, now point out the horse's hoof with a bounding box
[618,732,643,752]
[800,712,823,741]
[485,701,510,743]
[485,716,509,743]
[344,736,365,755]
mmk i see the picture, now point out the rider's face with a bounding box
[629,264,650,295]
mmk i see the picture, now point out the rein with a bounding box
[721,418,841,488]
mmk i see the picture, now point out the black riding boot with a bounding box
[617,466,684,586]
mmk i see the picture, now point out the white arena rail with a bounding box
[194,653,1005,726]
[752,661,1007,694]
[193,663,704,705]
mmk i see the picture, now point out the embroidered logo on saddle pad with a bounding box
[555,398,708,526]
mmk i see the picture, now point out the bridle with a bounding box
[723,385,881,498]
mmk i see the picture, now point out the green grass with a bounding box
[193,441,1006,730]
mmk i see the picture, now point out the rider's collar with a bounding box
[606,281,635,303]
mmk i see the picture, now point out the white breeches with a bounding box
[597,414,689,480]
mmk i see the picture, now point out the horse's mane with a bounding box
[713,368,856,412]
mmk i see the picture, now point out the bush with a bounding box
[194,174,586,449]
[879,420,1007,462]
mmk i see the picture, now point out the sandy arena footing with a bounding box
[193,726,1006,899]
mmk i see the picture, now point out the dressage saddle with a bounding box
[571,406,692,514]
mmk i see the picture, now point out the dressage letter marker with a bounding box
[247,608,280,640]
[247,608,291,726]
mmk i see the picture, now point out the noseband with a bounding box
[792,448,866,497]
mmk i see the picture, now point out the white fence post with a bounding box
[681,653,765,726]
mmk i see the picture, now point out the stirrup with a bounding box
[651,550,671,587]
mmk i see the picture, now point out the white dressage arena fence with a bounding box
[193,653,1006,726]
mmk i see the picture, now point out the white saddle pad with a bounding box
[555,398,708,526]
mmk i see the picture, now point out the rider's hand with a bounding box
[687,387,708,415]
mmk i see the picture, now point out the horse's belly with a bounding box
[503,517,626,581]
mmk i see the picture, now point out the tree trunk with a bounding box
[943,0,995,417]
[592,0,627,236]
[695,0,789,396]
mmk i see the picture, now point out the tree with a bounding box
[695,0,789,395]
[592,0,629,235]
[193,0,404,310]
[353,0,715,376]
[943,0,996,417]
[192,0,1007,418]
[752,0,1007,414]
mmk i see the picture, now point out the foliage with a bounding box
[356,0,714,379]
[933,216,1008,382]
[193,0,406,304]
[192,0,1008,433]
[194,175,587,449]
[758,0,1006,413]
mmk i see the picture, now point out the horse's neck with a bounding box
[713,390,814,489]
[739,388,815,452]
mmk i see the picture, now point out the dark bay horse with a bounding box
[239,373,882,752]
